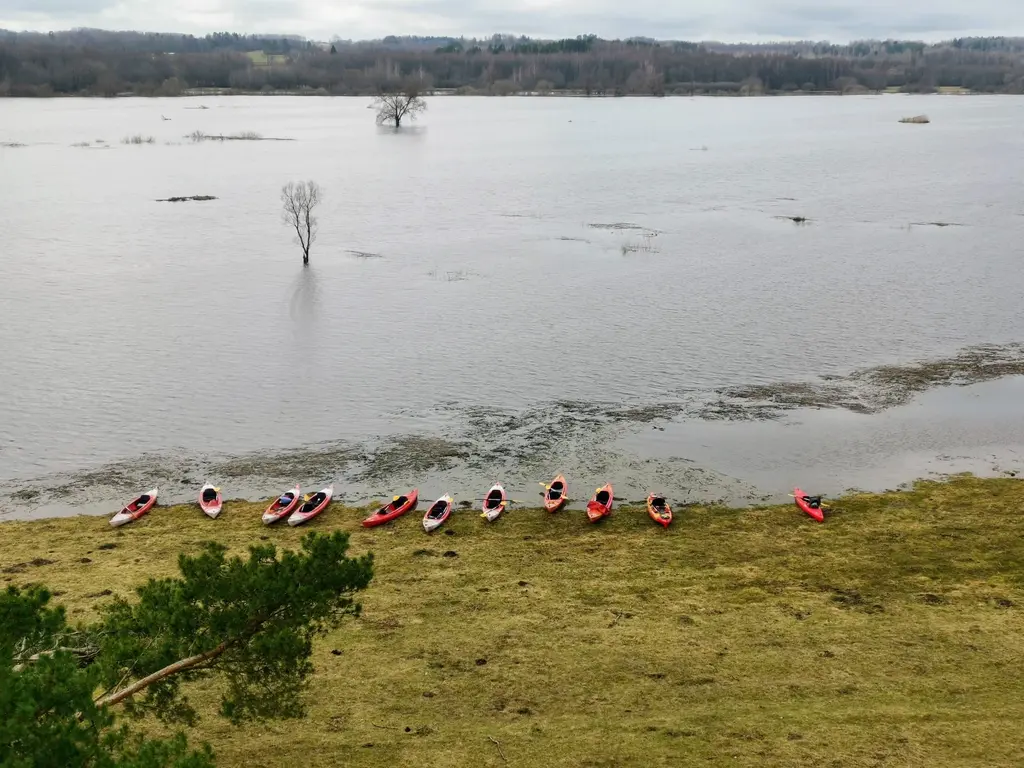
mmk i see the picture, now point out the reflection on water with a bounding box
[2,95,1024,518]
[289,265,321,325]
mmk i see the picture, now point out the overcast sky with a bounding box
[1,0,1022,43]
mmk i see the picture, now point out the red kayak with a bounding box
[110,487,158,527]
[288,486,333,527]
[363,489,419,527]
[263,484,301,525]
[543,474,568,513]
[793,487,824,522]
[586,484,613,523]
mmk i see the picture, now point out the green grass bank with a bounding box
[3,475,1023,767]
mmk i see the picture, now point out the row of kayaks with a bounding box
[107,477,674,530]
[542,476,672,526]
[109,477,826,529]
[111,483,338,528]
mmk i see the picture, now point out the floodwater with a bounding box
[2,94,1024,519]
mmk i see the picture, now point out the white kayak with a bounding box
[288,485,333,527]
[110,487,158,527]
[480,483,507,522]
[199,482,223,519]
[422,494,454,532]
[263,484,301,525]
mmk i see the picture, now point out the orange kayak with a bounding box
[646,494,672,527]
[586,484,613,522]
[544,475,567,513]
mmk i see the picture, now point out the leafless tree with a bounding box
[281,181,321,266]
[373,85,427,128]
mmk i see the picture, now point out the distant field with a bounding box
[3,475,1023,767]
[246,50,289,67]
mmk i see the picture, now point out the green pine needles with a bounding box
[1,531,374,767]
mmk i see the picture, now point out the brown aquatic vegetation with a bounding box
[356,436,470,482]
[588,222,648,231]
[2,475,1022,767]
[187,130,292,141]
[715,342,1024,418]
[216,443,361,479]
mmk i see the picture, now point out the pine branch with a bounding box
[96,640,232,707]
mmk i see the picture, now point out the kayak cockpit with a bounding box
[302,492,326,512]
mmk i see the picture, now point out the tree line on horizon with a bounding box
[1,29,1024,97]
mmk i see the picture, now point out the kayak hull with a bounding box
[586,484,613,523]
[794,487,824,522]
[544,475,568,513]
[288,486,333,527]
[363,489,419,527]
[482,483,507,522]
[422,494,454,532]
[110,487,158,527]
[199,483,222,519]
[262,485,301,525]
[646,494,672,528]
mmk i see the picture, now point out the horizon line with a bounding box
[2,26,1021,48]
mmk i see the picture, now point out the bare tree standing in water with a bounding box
[373,85,427,128]
[281,181,321,265]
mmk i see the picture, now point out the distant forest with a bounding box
[2,29,1024,97]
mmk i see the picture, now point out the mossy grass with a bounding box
[3,475,1023,766]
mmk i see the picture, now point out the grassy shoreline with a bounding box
[4,475,1023,767]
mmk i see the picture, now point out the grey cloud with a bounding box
[1,0,1022,41]
[0,0,118,12]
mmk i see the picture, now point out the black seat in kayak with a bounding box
[393,496,407,508]
[802,495,822,509]
[596,490,610,505]
[651,496,665,508]
[202,488,217,502]
[549,488,562,500]
[137,494,150,506]
[486,492,501,508]
[427,502,447,519]
[304,493,325,510]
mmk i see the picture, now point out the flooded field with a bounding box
[2,95,1024,518]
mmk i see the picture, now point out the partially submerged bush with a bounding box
[188,130,265,142]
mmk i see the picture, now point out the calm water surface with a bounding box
[2,95,1024,517]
